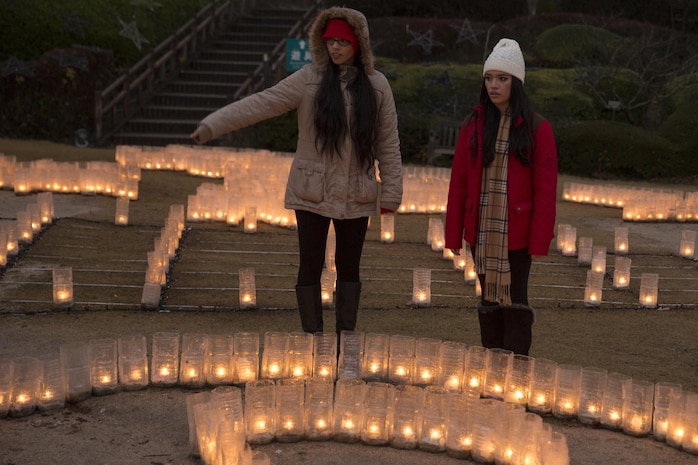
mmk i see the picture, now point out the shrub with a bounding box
[0,0,209,68]
[555,120,679,179]
[657,104,698,177]
[658,103,698,146]
[379,61,481,163]
[665,72,698,114]
[535,24,626,68]
[526,69,597,122]
[0,46,115,140]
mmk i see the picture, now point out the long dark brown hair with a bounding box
[472,76,535,167]
[313,49,377,173]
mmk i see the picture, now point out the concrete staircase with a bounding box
[112,7,309,147]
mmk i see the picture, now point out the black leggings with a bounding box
[473,247,532,306]
[295,210,369,286]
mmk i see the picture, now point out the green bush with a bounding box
[379,61,481,163]
[535,24,626,68]
[665,72,698,114]
[0,0,209,140]
[0,0,210,68]
[256,111,299,153]
[573,66,650,125]
[658,104,698,178]
[555,120,679,179]
[526,69,597,122]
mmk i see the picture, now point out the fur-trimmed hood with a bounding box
[309,7,374,75]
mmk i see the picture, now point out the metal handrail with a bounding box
[94,0,250,145]
[232,0,322,100]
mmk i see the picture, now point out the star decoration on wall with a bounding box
[130,0,163,12]
[450,19,482,46]
[118,17,149,51]
[408,29,444,55]
[46,50,89,71]
[54,11,91,40]
[1,56,36,78]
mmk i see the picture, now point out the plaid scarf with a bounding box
[475,112,512,305]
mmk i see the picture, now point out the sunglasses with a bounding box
[323,37,351,47]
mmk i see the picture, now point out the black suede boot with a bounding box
[296,283,323,333]
[502,304,535,356]
[477,300,504,350]
[335,281,362,338]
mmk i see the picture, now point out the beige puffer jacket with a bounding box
[194,7,402,219]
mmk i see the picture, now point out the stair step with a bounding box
[231,23,295,34]
[220,31,292,42]
[113,132,194,147]
[211,40,280,51]
[164,80,242,95]
[153,92,230,107]
[124,118,200,134]
[244,9,307,19]
[141,105,218,120]
[109,5,309,147]
[199,49,272,59]
[188,60,260,72]
[178,69,248,83]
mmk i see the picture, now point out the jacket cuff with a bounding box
[196,124,213,144]
[380,202,400,213]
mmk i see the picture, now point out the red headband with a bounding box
[322,18,359,53]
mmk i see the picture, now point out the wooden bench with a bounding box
[427,120,462,165]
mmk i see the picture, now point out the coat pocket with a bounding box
[355,166,378,203]
[290,159,325,203]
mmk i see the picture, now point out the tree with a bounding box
[574,24,698,127]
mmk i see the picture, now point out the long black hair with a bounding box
[472,76,535,167]
[313,50,377,173]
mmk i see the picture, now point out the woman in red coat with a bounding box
[445,38,558,355]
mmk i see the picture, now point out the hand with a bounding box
[190,125,212,144]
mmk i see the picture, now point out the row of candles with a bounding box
[188,379,570,465]
[111,145,453,223]
[2,196,496,312]
[556,224,696,308]
[562,181,698,222]
[2,330,697,455]
[140,204,186,308]
[50,210,690,311]
[0,191,54,267]
[557,223,696,260]
[0,154,141,199]
[37,203,187,309]
[7,195,689,311]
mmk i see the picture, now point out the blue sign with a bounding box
[286,38,312,72]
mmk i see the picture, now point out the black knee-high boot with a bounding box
[335,281,361,338]
[502,304,535,356]
[477,300,504,350]
[296,283,323,333]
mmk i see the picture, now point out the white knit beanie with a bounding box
[483,38,526,84]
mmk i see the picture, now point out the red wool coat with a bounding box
[445,106,558,256]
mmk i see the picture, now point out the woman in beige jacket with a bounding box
[191,7,403,341]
